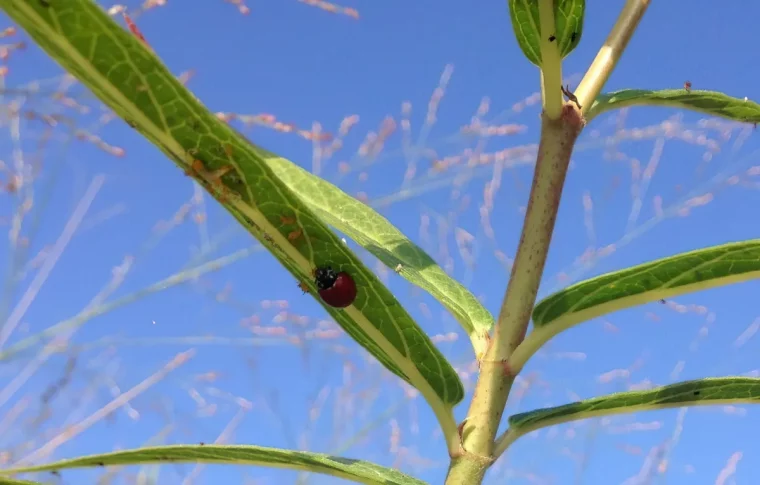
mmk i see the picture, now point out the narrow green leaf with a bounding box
[508,0,584,66]
[0,445,428,485]
[586,89,760,124]
[509,377,760,431]
[266,157,494,358]
[510,240,760,370]
[0,0,464,443]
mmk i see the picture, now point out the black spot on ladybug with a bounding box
[549,35,556,42]
[314,267,357,308]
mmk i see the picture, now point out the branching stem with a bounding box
[444,104,584,484]
[574,0,651,114]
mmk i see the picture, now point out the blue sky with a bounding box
[1,0,759,484]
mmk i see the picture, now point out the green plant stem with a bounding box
[444,105,584,484]
[574,0,651,113]
[538,0,563,120]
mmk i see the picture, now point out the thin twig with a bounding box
[574,0,652,113]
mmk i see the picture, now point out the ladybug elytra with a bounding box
[314,266,357,308]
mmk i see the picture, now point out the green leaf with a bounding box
[508,0,584,66]
[508,377,760,431]
[266,157,494,358]
[586,88,760,124]
[0,0,464,445]
[0,445,428,485]
[510,240,760,370]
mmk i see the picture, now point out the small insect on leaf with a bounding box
[549,35,556,42]
[122,12,152,51]
[184,159,206,177]
[288,229,303,241]
[297,281,310,294]
[684,81,692,92]
[314,267,357,308]
[280,214,296,225]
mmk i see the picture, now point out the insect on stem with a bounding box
[561,84,582,109]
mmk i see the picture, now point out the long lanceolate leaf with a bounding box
[508,0,585,66]
[509,240,760,371]
[0,0,465,451]
[495,377,760,454]
[267,157,494,358]
[586,89,760,124]
[0,445,428,485]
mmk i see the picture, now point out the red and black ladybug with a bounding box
[314,266,357,308]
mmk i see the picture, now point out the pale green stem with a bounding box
[538,0,563,120]
[443,105,584,484]
[574,0,652,114]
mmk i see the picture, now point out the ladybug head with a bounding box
[313,266,338,290]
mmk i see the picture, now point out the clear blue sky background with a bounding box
[1,1,760,484]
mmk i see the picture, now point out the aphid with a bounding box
[185,159,235,202]
[561,84,582,109]
[684,81,692,92]
[549,35,556,42]
[457,419,468,444]
[184,159,205,177]
[314,266,357,308]
[287,229,303,242]
[122,12,152,50]
[297,281,310,294]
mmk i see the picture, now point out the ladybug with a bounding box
[314,266,357,308]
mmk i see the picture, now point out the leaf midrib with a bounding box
[12,0,460,426]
